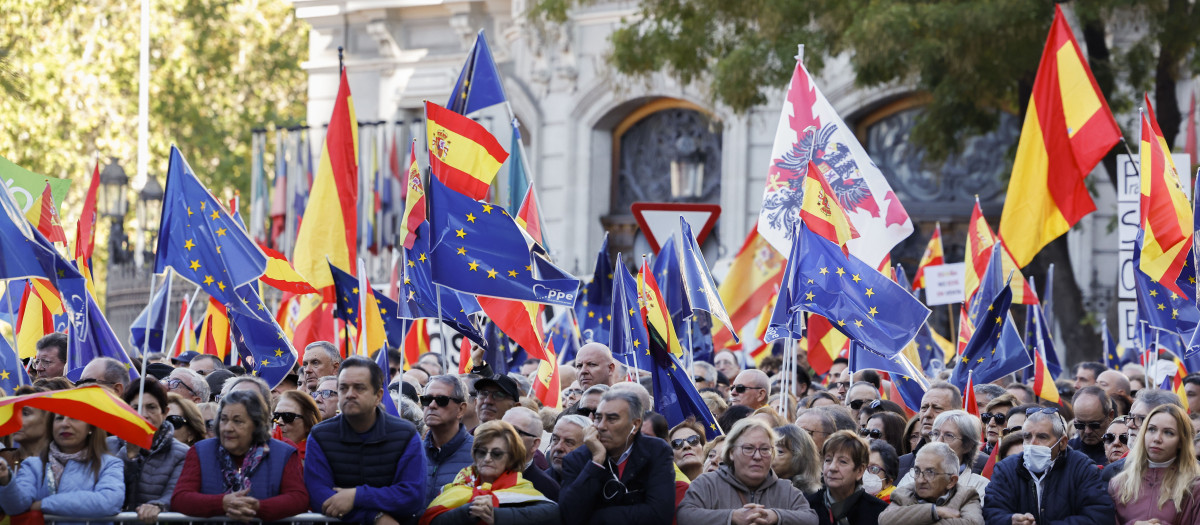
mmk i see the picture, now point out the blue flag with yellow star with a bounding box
[329,263,408,350]
[1101,319,1135,370]
[0,327,29,392]
[396,222,487,349]
[154,146,267,319]
[680,217,737,343]
[575,234,614,345]
[653,236,690,324]
[0,176,83,291]
[610,253,653,372]
[1023,285,1061,380]
[774,222,930,357]
[894,265,944,376]
[1135,231,1200,336]
[949,284,1031,391]
[228,285,297,388]
[848,340,928,411]
[427,177,579,307]
[651,350,722,440]
[374,343,401,417]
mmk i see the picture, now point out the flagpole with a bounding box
[168,286,203,357]
[434,285,451,364]
[136,270,161,414]
[3,284,18,363]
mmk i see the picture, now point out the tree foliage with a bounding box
[0,0,307,218]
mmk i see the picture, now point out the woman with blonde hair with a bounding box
[1109,404,1200,524]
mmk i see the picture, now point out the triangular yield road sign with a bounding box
[631,202,721,254]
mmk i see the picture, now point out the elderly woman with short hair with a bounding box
[271,390,321,461]
[878,442,983,525]
[669,421,707,481]
[897,410,988,501]
[170,390,309,521]
[678,419,818,525]
[806,430,887,525]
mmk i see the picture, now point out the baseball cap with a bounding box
[473,374,520,401]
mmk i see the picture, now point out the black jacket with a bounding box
[558,435,676,525]
[806,487,887,525]
[982,449,1113,525]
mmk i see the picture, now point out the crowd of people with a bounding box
[1,332,1199,524]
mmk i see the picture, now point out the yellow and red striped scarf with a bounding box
[419,467,547,525]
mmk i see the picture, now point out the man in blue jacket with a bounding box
[305,356,427,524]
[421,375,473,505]
[983,407,1113,525]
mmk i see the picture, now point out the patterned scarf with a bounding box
[219,443,267,493]
[46,441,90,492]
[419,466,548,525]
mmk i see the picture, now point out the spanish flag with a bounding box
[533,340,561,408]
[800,161,858,251]
[259,244,316,295]
[1033,349,1060,403]
[289,295,336,357]
[806,314,849,375]
[638,258,685,360]
[515,185,545,247]
[712,229,785,349]
[477,296,546,363]
[397,139,426,250]
[964,201,1034,305]
[425,101,509,200]
[24,182,66,244]
[1140,94,1193,299]
[912,223,944,290]
[15,283,53,360]
[963,371,979,418]
[196,298,231,361]
[294,68,359,300]
[402,319,430,371]
[0,386,156,449]
[999,5,1121,267]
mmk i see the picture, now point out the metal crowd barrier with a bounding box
[43,512,339,523]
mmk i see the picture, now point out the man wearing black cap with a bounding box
[473,374,518,424]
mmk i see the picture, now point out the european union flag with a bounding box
[446,29,506,115]
[482,321,522,373]
[64,279,140,383]
[329,263,407,349]
[228,285,297,388]
[848,340,928,411]
[1023,282,1060,379]
[1134,231,1200,336]
[575,234,614,345]
[653,236,690,323]
[396,222,487,349]
[777,222,930,357]
[684,312,715,364]
[680,217,737,343]
[0,328,29,393]
[609,253,653,372]
[1102,319,1135,370]
[893,264,943,375]
[0,178,82,288]
[949,284,1032,390]
[129,277,172,354]
[154,146,267,319]
[375,344,400,417]
[428,177,579,307]
[651,350,722,440]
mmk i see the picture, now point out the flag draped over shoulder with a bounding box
[1140,95,1193,299]
[999,5,1121,267]
[293,69,359,300]
[757,59,912,268]
[713,229,784,349]
[425,101,509,201]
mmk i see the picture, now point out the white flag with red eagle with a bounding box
[757,59,913,268]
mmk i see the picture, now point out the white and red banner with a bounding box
[757,60,913,267]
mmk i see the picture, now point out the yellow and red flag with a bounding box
[965,201,1034,305]
[912,224,944,290]
[294,69,359,300]
[398,139,427,250]
[424,101,509,200]
[458,335,472,374]
[75,162,100,261]
[713,229,785,349]
[402,319,431,371]
[355,259,387,357]
[800,161,858,251]
[196,298,231,360]
[805,314,849,376]
[170,297,195,357]
[0,386,156,448]
[999,5,1121,267]
[258,244,317,294]
[638,258,684,360]
[533,340,561,409]
[515,185,545,247]
[1033,349,1060,403]
[15,283,53,360]
[24,182,66,244]
[1140,94,1193,299]
[963,371,979,418]
[478,296,546,363]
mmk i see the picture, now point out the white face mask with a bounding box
[862,472,884,495]
[1022,437,1062,473]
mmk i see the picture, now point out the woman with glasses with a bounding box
[170,390,309,521]
[1109,404,1200,524]
[271,390,321,462]
[669,421,707,481]
[807,430,887,525]
[1103,418,1130,465]
[0,412,124,525]
[678,419,818,525]
[109,377,189,523]
[165,394,206,447]
[421,420,556,525]
[980,394,1017,455]
[897,410,988,503]
[774,424,823,495]
[862,411,906,458]
[902,416,922,455]
[867,441,899,503]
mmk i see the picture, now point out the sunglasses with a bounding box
[671,435,702,450]
[1073,421,1105,431]
[830,381,850,390]
[165,415,189,429]
[473,448,507,462]
[1102,433,1129,445]
[858,428,883,439]
[731,385,764,394]
[1003,426,1023,436]
[981,413,1007,425]
[576,407,596,418]
[420,395,463,408]
[694,376,708,383]
[514,427,539,439]
[273,412,302,425]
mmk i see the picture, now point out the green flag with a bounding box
[0,154,71,216]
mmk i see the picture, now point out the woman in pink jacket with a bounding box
[1109,404,1200,524]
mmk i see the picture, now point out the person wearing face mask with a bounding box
[865,441,898,503]
[677,419,818,525]
[1108,404,1200,524]
[982,407,1113,525]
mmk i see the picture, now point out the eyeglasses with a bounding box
[514,427,539,440]
[738,445,773,458]
[858,428,883,439]
[928,430,960,443]
[419,395,463,408]
[981,413,1007,425]
[731,385,764,394]
[1073,420,1106,431]
[165,415,189,429]
[912,468,950,481]
[1003,426,1022,436]
[1128,414,1148,428]
[476,389,511,401]
[866,465,885,476]
[576,407,596,418]
[694,376,707,384]
[163,378,198,396]
[671,435,701,450]
[1102,433,1129,445]
[273,412,302,425]
[473,448,507,462]
[848,399,873,410]
[313,389,338,400]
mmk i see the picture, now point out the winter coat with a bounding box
[1109,465,1200,525]
[106,423,189,510]
[805,487,887,525]
[0,454,124,525]
[982,449,1113,525]
[878,484,983,525]
[428,498,560,525]
[423,424,474,506]
[676,465,818,525]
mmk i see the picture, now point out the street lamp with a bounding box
[669,135,705,200]
[136,175,164,265]
[100,158,131,265]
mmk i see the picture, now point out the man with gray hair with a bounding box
[559,389,676,523]
[314,375,339,420]
[795,408,836,451]
[421,375,472,506]
[166,367,209,404]
[1101,387,1184,481]
[880,442,983,524]
[983,407,1113,524]
[503,407,560,500]
[302,341,342,392]
[692,361,717,390]
[546,414,593,483]
[574,384,609,419]
[1068,386,1114,466]
[730,369,770,410]
[78,357,131,397]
